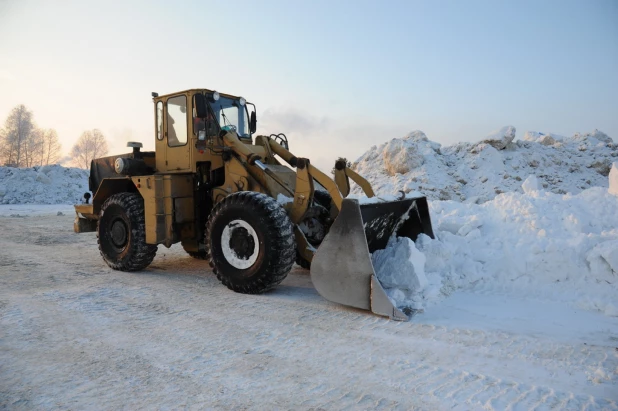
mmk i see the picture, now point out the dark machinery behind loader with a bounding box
[74,89,434,320]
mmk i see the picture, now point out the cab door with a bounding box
[163,94,191,172]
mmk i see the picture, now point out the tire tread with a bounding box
[206,191,295,294]
[97,193,157,271]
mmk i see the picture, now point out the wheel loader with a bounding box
[73,89,434,320]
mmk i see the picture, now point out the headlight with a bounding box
[210,91,220,102]
[239,97,246,106]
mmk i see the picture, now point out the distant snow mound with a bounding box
[353,127,617,203]
[0,165,89,204]
[572,129,613,144]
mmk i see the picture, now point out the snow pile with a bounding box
[610,162,618,196]
[522,130,565,146]
[374,181,618,316]
[354,127,617,203]
[0,165,89,204]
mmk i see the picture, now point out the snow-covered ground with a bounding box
[1,210,617,409]
[1,129,617,409]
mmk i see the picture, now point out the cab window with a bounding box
[156,102,163,140]
[167,96,187,147]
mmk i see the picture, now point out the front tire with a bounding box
[206,192,295,294]
[98,193,157,271]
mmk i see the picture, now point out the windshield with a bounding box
[209,96,250,138]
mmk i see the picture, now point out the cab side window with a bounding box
[167,95,187,147]
[156,102,163,140]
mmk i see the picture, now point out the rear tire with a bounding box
[98,193,157,271]
[206,192,295,294]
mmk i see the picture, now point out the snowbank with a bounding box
[0,165,89,204]
[380,184,618,316]
[354,128,617,203]
[353,127,618,316]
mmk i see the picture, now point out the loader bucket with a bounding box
[310,197,434,321]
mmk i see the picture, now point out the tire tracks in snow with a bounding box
[1,214,617,409]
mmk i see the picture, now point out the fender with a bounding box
[92,177,138,215]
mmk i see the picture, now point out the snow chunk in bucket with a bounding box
[372,237,428,310]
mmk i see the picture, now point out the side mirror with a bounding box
[249,111,257,134]
[195,93,207,118]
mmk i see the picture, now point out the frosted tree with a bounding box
[0,105,35,167]
[71,129,109,169]
[21,127,43,167]
[38,129,62,165]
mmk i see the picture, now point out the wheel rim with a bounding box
[110,218,128,249]
[221,219,259,269]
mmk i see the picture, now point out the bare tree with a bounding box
[23,128,43,167]
[0,107,62,167]
[0,128,7,166]
[71,129,109,169]
[0,105,35,167]
[38,129,62,165]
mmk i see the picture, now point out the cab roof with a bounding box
[152,88,243,101]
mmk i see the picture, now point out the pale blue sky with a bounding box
[1,0,616,170]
